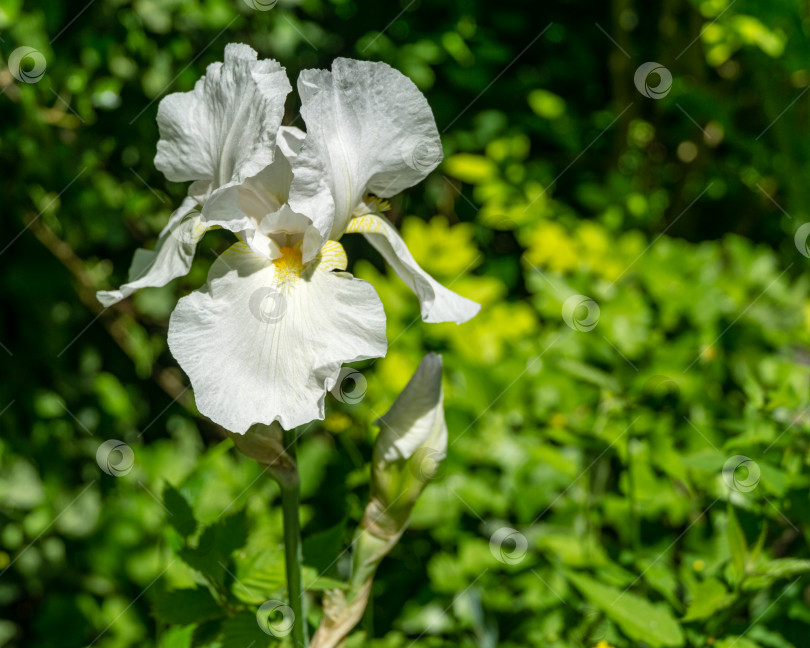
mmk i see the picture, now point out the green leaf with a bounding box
[178,545,224,586]
[566,571,684,647]
[715,637,761,648]
[211,509,249,557]
[220,611,270,648]
[191,619,222,647]
[683,578,735,621]
[302,519,345,576]
[302,566,348,592]
[555,359,621,393]
[681,450,726,472]
[727,505,747,584]
[758,558,810,578]
[163,486,196,538]
[528,89,566,119]
[758,462,789,497]
[157,625,194,648]
[747,524,768,569]
[153,588,223,626]
[179,509,248,583]
[237,551,287,603]
[744,558,810,590]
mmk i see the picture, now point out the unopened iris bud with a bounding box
[311,354,448,648]
[351,353,447,588]
[370,352,447,525]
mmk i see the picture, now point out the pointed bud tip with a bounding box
[374,353,443,432]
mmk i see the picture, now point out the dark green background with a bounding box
[2,0,810,646]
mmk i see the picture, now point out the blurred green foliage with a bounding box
[2,0,810,646]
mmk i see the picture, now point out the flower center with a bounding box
[273,245,305,282]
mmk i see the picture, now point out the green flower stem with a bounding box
[281,427,308,648]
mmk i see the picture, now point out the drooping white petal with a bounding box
[346,214,480,324]
[97,197,205,307]
[167,241,387,433]
[374,353,446,465]
[154,43,291,191]
[288,58,442,261]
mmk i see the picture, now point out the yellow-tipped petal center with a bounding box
[273,245,305,282]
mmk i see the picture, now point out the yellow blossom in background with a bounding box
[523,220,579,273]
[402,215,481,278]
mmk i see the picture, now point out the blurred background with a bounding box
[2,0,810,646]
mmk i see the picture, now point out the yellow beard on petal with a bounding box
[317,240,348,272]
[273,245,305,283]
[269,241,348,286]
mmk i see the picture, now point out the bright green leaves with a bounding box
[302,519,346,577]
[163,485,196,538]
[152,486,263,648]
[727,504,748,585]
[177,508,247,587]
[566,571,685,648]
[153,588,221,625]
[683,578,735,622]
[744,558,810,590]
[220,612,271,648]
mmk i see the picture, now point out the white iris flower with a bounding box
[98,44,479,434]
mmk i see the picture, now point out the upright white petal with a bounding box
[276,125,306,163]
[154,43,291,191]
[200,126,307,246]
[97,196,205,307]
[346,214,480,324]
[288,59,442,261]
[374,353,446,465]
[168,241,387,433]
